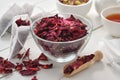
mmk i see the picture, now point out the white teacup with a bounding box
[101,6,120,37]
[56,0,92,16]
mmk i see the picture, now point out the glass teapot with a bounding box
[95,0,120,15]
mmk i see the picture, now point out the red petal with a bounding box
[40,64,53,69]
[31,76,38,80]
[23,48,30,60]
[16,18,30,27]
[27,67,40,71]
[15,63,23,71]
[38,53,48,61]
[4,68,13,74]
[0,66,4,74]
[20,70,37,76]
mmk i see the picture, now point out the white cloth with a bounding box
[117,0,120,3]
[98,39,120,72]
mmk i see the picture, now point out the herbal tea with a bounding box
[106,14,120,22]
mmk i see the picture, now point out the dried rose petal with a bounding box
[0,57,4,64]
[15,53,24,59]
[64,54,95,74]
[23,60,33,67]
[0,57,4,61]
[32,59,40,67]
[14,49,30,60]
[23,59,40,69]
[0,66,4,74]
[27,67,40,71]
[89,54,95,59]
[71,61,80,70]
[31,76,38,80]
[3,59,15,68]
[80,54,95,63]
[34,14,87,42]
[23,48,30,60]
[64,65,73,74]
[38,53,48,61]
[16,18,30,27]
[20,70,37,76]
[40,64,53,69]
[4,68,13,74]
[0,51,54,77]
[15,63,23,71]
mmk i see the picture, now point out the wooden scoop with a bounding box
[63,50,103,77]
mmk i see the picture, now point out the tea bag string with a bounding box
[17,37,27,60]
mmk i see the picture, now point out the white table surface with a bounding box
[0,0,120,80]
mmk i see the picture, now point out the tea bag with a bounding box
[22,3,34,16]
[9,14,32,59]
[0,3,25,37]
[0,3,34,37]
[30,6,45,21]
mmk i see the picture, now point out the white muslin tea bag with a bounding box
[0,3,25,37]
[22,3,34,16]
[0,3,34,37]
[98,39,120,72]
[30,6,45,21]
[9,14,32,59]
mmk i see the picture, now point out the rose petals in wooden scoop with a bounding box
[63,50,103,77]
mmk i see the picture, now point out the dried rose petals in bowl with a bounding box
[31,13,92,63]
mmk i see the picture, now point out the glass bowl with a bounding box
[30,13,92,63]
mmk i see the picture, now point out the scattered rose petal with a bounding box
[15,63,23,71]
[3,59,15,68]
[38,53,48,61]
[15,53,24,59]
[31,76,38,80]
[20,70,37,76]
[0,57,4,61]
[27,67,40,71]
[4,68,13,74]
[23,48,30,60]
[0,49,53,77]
[40,64,53,69]
[0,66,4,74]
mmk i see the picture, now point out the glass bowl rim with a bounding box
[30,13,93,44]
